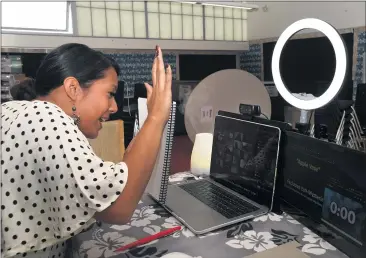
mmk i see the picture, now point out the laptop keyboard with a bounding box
[179,180,259,219]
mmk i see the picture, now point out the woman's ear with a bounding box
[63,77,83,101]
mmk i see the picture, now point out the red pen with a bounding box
[114,226,182,253]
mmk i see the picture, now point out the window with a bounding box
[146,1,204,40]
[76,1,146,38]
[74,1,248,41]
[204,6,247,41]
[1,1,73,34]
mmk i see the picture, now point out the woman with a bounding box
[1,43,172,258]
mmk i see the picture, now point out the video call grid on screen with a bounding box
[210,115,281,208]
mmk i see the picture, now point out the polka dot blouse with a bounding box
[1,100,128,258]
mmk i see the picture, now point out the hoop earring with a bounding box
[71,105,80,125]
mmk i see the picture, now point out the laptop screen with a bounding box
[209,115,281,210]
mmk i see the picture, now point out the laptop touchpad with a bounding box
[165,184,228,229]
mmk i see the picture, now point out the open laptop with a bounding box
[164,113,282,234]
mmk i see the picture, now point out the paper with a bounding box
[124,84,134,98]
[138,98,176,203]
[178,84,192,100]
[1,58,11,73]
[200,106,213,123]
[245,241,309,258]
[178,85,192,114]
[138,98,167,199]
[265,85,279,97]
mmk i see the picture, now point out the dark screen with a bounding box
[355,83,366,130]
[282,131,366,252]
[262,33,354,96]
[210,115,280,209]
[179,54,237,81]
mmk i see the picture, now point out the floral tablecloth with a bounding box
[71,173,349,258]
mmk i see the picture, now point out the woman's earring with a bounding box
[71,105,80,125]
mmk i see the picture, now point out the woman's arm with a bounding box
[95,46,172,224]
[95,118,164,224]
[124,136,135,155]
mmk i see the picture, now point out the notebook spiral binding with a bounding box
[159,102,176,203]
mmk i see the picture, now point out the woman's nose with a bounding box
[109,98,118,114]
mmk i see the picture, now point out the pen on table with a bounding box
[114,226,182,253]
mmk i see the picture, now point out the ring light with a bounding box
[271,18,347,110]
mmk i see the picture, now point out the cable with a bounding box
[306,110,314,133]
[307,110,313,124]
[127,97,131,116]
[261,113,270,120]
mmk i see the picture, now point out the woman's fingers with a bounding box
[165,64,172,92]
[145,46,172,124]
[144,83,153,101]
[150,45,169,97]
[156,46,165,92]
[151,51,158,87]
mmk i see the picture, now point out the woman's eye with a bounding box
[109,92,116,98]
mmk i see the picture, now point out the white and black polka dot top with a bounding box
[1,100,128,258]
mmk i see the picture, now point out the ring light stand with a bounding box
[271,18,347,134]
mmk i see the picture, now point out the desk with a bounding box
[71,173,348,258]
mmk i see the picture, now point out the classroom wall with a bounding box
[238,28,366,98]
[248,1,365,41]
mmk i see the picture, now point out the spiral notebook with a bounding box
[137,98,176,203]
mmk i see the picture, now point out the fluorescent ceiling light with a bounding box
[201,2,258,10]
[179,1,258,10]
[201,3,253,10]
[271,18,347,110]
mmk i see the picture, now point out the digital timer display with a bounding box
[322,187,365,245]
[329,201,356,224]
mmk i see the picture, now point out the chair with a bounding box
[88,120,125,163]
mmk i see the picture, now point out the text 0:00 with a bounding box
[330,201,356,224]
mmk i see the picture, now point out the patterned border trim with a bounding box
[353,29,366,98]
[239,44,262,80]
[106,53,177,87]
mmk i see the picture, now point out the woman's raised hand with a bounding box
[144,46,172,125]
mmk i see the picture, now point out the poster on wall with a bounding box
[178,84,192,114]
[263,81,279,97]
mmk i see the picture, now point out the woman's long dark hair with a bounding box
[10,43,120,101]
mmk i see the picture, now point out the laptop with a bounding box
[164,113,282,234]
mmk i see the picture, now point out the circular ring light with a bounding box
[271,18,347,110]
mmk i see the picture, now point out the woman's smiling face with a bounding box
[75,67,119,139]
